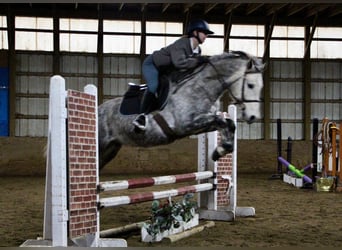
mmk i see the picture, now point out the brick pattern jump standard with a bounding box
[67,89,97,239]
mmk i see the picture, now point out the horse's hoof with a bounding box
[222,142,234,153]
[211,150,220,161]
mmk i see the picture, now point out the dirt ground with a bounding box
[1,139,341,247]
[0,139,342,247]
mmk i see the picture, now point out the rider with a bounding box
[133,19,214,131]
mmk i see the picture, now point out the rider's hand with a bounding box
[197,56,210,65]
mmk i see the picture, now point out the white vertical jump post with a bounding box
[21,75,126,247]
[198,105,255,220]
[43,76,68,246]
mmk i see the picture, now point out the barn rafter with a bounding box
[1,3,341,26]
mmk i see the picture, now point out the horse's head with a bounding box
[224,51,265,124]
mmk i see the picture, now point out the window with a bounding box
[145,21,223,56]
[270,26,304,58]
[103,20,141,54]
[60,18,98,53]
[229,24,264,57]
[200,23,224,55]
[15,16,53,51]
[311,27,342,58]
[0,16,7,49]
[146,21,182,54]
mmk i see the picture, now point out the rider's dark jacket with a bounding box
[151,37,202,72]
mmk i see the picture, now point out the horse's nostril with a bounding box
[248,115,256,124]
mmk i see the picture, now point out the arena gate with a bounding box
[21,75,255,247]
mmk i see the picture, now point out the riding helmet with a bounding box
[187,19,214,35]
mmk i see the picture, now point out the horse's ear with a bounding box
[247,58,265,73]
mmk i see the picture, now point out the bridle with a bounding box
[208,59,262,109]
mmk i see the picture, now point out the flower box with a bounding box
[141,213,199,242]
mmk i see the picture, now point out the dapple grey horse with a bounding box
[98,51,264,169]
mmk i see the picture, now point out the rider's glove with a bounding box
[197,56,210,65]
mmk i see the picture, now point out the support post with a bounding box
[43,76,68,247]
[312,118,319,184]
[270,118,283,179]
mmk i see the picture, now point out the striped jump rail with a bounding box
[98,183,214,208]
[98,171,215,192]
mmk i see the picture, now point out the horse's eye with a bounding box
[247,83,254,89]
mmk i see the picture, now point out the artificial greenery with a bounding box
[143,193,197,240]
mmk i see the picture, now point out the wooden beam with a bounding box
[303,25,312,141]
[223,11,233,52]
[6,6,16,136]
[266,3,288,16]
[304,4,330,18]
[162,3,171,13]
[183,8,191,35]
[52,4,60,75]
[140,7,146,83]
[287,3,310,16]
[183,3,195,13]
[141,3,147,12]
[262,16,274,140]
[246,3,264,15]
[225,3,241,15]
[327,5,342,17]
[97,4,104,105]
[221,11,233,111]
[304,13,318,59]
[204,3,218,15]
[263,13,276,61]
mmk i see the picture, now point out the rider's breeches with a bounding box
[142,55,159,94]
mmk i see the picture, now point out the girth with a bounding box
[152,113,180,142]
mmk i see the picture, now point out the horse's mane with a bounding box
[210,51,252,62]
[210,51,264,73]
[166,50,264,97]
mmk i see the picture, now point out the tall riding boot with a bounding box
[133,91,156,131]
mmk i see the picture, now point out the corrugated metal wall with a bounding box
[60,54,98,90]
[311,60,341,121]
[14,52,342,139]
[16,53,52,136]
[237,113,264,139]
[269,59,304,140]
[15,52,141,136]
[102,55,141,102]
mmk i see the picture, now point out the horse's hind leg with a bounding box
[211,118,236,161]
[99,141,122,170]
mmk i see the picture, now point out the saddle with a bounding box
[119,68,198,115]
[119,74,169,115]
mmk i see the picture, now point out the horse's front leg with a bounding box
[188,113,229,133]
[189,113,236,161]
[211,118,236,161]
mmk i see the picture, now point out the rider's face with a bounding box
[198,31,208,43]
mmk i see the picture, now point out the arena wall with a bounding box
[0,137,312,176]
